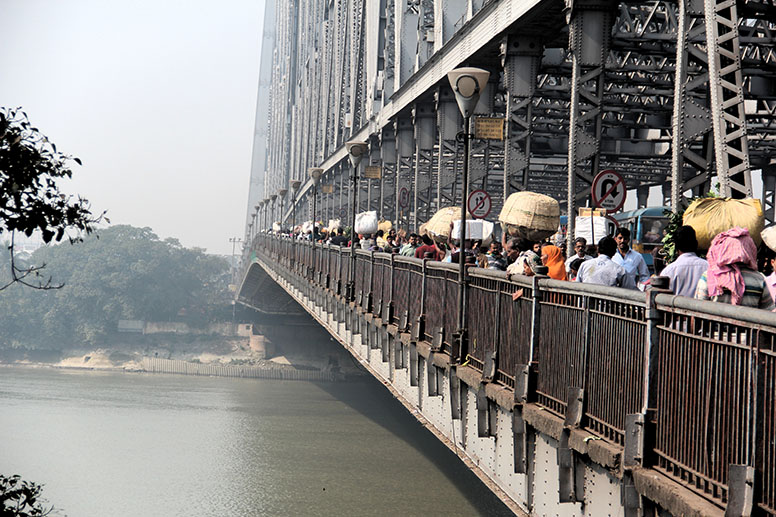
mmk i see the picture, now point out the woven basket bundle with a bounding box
[498,192,560,241]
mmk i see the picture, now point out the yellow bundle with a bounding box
[683,198,764,250]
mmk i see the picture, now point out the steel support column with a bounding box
[436,87,463,207]
[566,0,616,256]
[413,101,437,229]
[380,128,398,222]
[502,35,543,202]
[396,116,416,230]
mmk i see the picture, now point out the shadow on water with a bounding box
[274,319,514,516]
[313,379,514,516]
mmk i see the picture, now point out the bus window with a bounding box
[640,218,667,245]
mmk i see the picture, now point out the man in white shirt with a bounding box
[659,225,708,297]
[612,228,650,286]
[576,236,636,289]
[565,237,593,273]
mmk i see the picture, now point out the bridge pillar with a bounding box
[395,0,419,92]
[501,35,543,202]
[670,0,714,210]
[433,0,465,51]
[565,0,617,257]
[380,128,398,222]
[413,100,437,229]
[637,186,649,209]
[395,116,416,230]
[416,0,434,70]
[436,86,463,208]
[763,165,776,225]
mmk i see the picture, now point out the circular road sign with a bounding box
[399,187,410,208]
[467,189,492,219]
[591,169,626,212]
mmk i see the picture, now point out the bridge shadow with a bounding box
[311,377,513,516]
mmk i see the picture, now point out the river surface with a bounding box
[1,367,512,516]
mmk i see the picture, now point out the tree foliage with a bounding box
[0,107,105,289]
[0,475,52,517]
[0,225,231,350]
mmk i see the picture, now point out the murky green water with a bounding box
[1,367,511,516]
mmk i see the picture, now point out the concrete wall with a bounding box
[257,260,724,517]
[142,322,253,336]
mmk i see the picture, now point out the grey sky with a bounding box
[0,0,265,256]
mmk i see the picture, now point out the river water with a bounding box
[1,367,512,516]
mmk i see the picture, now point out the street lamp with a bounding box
[447,66,489,361]
[270,194,278,232]
[309,168,323,280]
[263,198,270,232]
[345,140,369,302]
[278,188,288,232]
[290,179,302,270]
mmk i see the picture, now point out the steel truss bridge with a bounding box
[240,234,776,516]
[245,0,776,243]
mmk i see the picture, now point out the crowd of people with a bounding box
[283,222,776,311]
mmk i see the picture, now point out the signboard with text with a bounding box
[474,117,505,140]
[364,166,382,179]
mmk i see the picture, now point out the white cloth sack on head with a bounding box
[354,211,378,235]
[451,219,494,242]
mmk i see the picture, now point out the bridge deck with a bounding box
[243,235,776,516]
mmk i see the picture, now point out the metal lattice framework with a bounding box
[245,0,776,246]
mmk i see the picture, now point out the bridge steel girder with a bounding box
[413,101,437,230]
[566,0,617,257]
[670,0,715,210]
[436,87,463,208]
[705,0,753,198]
[502,35,544,200]
[380,128,398,222]
[395,0,419,94]
[395,116,416,230]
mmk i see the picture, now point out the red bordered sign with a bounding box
[467,189,492,219]
[591,169,626,212]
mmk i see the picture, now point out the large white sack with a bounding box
[451,219,494,242]
[354,211,378,235]
[272,222,281,233]
[574,215,616,243]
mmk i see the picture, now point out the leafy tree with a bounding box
[0,225,231,350]
[0,475,52,517]
[0,107,105,289]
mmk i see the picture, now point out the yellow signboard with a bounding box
[364,166,382,179]
[322,184,334,194]
[474,117,505,140]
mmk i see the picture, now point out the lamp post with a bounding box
[447,67,490,360]
[278,188,288,232]
[345,141,369,302]
[270,194,278,233]
[229,237,242,284]
[309,168,323,280]
[290,179,302,270]
[263,198,270,233]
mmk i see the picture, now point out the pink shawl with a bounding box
[705,227,758,305]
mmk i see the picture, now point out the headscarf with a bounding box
[542,245,567,281]
[705,227,758,305]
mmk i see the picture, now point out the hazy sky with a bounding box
[0,0,265,256]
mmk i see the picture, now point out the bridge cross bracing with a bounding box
[245,0,776,243]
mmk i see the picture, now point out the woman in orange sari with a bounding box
[541,244,567,281]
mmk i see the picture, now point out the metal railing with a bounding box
[245,234,776,514]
